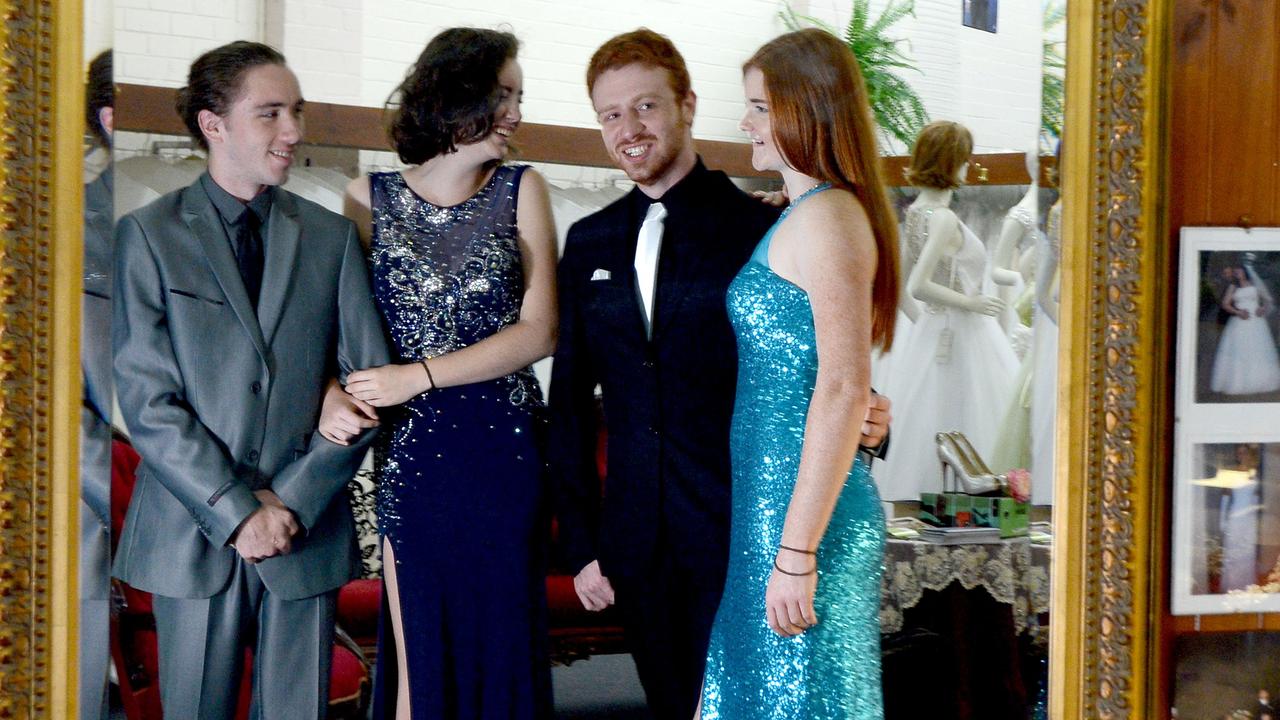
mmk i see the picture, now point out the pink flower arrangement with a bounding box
[1005,468,1031,503]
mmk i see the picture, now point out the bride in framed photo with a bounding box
[1209,259,1280,396]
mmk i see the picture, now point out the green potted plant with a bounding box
[1041,0,1066,149]
[781,0,929,149]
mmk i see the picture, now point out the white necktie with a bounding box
[634,202,667,336]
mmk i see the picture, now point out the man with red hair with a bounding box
[549,28,891,717]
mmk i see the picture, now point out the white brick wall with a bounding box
[353,0,790,143]
[111,0,1045,159]
[114,0,265,86]
[279,0,364,105]
[86,0,113,59]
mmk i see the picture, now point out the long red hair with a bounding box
[745,28,899,351]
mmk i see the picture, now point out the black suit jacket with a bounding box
[549,161,779,582]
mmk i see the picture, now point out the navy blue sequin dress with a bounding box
[368,165,551,719]
[701,188,885,719]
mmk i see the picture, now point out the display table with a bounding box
[878,535,1051,720]
[880,536,1052,634]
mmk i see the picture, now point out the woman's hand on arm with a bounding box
[318,377,380,445]
[764,191,877,636]
[346,363,432,407]
[752,188,789,207]
[412,169,560,389]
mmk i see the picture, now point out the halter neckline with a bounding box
[780,182,832,220]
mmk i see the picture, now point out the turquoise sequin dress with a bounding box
[701,187,885,719]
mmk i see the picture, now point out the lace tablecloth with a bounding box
[879,537,1051,634]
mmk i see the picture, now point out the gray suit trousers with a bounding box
[152,559,336,720]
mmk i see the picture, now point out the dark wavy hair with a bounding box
[86,50,114,147]
[386,28,519,165]
[175,41,286,151]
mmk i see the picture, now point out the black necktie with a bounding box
[234,207,264,310]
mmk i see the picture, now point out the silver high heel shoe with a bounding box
[946,430,1011,496]
[935,431,1003,495]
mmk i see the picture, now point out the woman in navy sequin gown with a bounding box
[699,30,900,719]
[330,28,557,719]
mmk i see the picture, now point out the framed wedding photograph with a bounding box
[1194,249,1280,404]
[1173,440,1280,613]
[1173,227,1280,614]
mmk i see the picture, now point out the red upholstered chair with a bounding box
[543,401,626,663]
[336,578,381,655]
[109,436,371,719]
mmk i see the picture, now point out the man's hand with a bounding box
[318,378,379,446]
[860,392,891,449]
[230,490,300,563]
[752,189,789,207]
[573,559,616,611]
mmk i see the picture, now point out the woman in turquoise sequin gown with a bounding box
[700,30,901,719]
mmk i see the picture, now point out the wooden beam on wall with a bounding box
[115,83,1055,187]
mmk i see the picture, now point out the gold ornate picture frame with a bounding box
[1052,0,1171,718]
[1,0,83,717]
[1,0,1171,717]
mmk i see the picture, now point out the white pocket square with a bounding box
[590,268,612,281]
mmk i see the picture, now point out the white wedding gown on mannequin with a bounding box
[875,206,1018,502]
[1029,203,1062,505]
[1210,284,1280,395]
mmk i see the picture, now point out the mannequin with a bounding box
[875,121,1019,503]
[988,149,1041,475]
[992,150,1040,289]
[1029,196,1062,504]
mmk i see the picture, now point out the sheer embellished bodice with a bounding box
[369,166,540,408]
[903,204,987,312]
[1045,201,1062,265]
[1008,203,1036,237]
[1006,203,1039,278]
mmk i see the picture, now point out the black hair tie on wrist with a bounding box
[420,358,436,391]
[773,557,817,577]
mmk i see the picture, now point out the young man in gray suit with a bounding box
[112,41,387,718]
[80,48,113,720]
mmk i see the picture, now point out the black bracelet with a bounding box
[420,358,436,391]
[773,557,817,577]
[778,543,816,556]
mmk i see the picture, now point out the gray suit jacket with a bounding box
[81,167,114,603]
[112,178,389,600]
